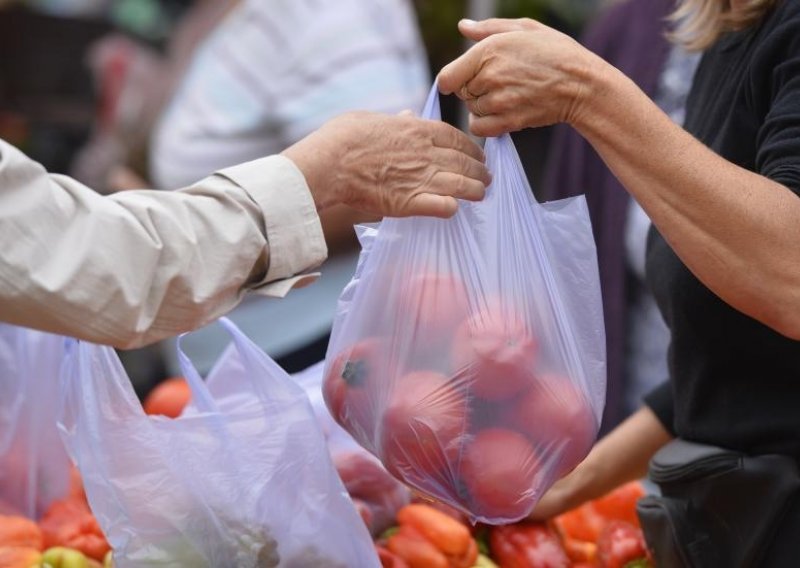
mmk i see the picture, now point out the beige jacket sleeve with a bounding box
[0,140,327,348]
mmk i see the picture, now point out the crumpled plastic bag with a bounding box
[58,318,379,567]
[0,324,71,519]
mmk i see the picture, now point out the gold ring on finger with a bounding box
[461,83,481,100]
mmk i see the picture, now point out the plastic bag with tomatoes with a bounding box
[322,85,606,524]
[0,324,71,519]
[57,318,379,567]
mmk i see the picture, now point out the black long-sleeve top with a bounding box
[645,1,800,458]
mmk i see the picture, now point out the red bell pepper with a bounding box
[489,523,570,568]
[596,520,649,568]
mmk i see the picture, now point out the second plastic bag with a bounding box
[0,324,71,519]
[58,318,379,567]
[322,86,606,524]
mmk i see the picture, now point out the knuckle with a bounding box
[454,173,467,196]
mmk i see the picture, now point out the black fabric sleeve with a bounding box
[754,10,800,194]
[644,380,676,436]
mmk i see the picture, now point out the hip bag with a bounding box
[636,438,800,567]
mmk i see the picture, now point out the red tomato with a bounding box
[398,273,469,337]
[451,307,537,401]
[459,428,542,520]
[143,377,191,418]
[509,373,596,477]
[596,521,648,568]
[381,371,469,495]
[323,339,387,444]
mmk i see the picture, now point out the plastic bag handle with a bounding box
[216,317,306,403]
[57,338,153,455]
[176,317,306,413]
[176,334,221,414]
[421,82,442,121]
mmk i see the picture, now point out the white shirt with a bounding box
[0,139,326,348]
[150,0,429,190]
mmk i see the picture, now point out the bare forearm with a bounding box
[566,407,672,507]
[575,63,800,337]
[531,406,672,519]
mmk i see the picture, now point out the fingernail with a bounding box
[460,18,477,27]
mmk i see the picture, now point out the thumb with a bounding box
[458,17,540,41]
[437,45,483,96]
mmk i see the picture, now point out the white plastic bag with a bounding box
[0,324,71,518]
[322,85,606,524]
[58,318,379,567]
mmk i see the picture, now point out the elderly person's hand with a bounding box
[282,111,491,219]
[438,18,604,138]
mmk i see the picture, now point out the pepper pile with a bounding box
[375,504,484,568]
[374,481,652,568]
[0,469,111,567]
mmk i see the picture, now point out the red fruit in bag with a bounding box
[452,307,537,401]
[459,428,542,520]
[509,374,596,477]
[398,273,469,337]
[324,339,386,438]
[381,371,468,486]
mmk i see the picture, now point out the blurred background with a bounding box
[0,0,601,182]
[0,0,613,401]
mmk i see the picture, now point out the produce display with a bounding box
[0,355,651,568]
[0,468,112,567]
[373,481,652,568]
[0,458,651,568]
[0,346,649,568]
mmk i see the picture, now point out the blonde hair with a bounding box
[669,0,779,51]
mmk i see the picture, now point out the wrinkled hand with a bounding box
[282,111,490,219]
[438,18,600,137]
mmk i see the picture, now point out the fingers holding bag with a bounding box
[281,112,490,219]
